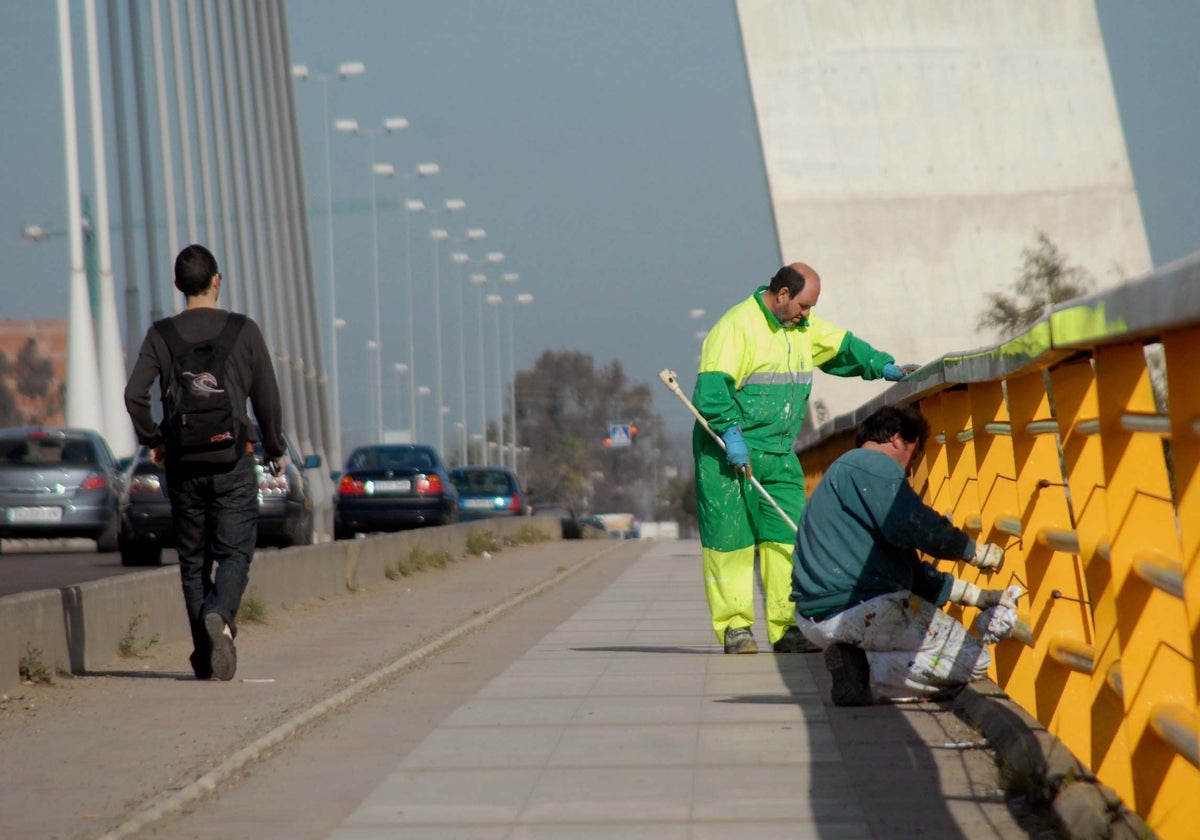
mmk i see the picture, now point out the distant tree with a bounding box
[0,350,19,427]
[0,339,63,426]
[977,232,1094,338]
[515,350,666,517]
[656,471,697,537]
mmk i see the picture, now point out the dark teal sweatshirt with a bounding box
[790,447,973,620]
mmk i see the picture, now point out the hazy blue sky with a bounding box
[1,1,1196,459]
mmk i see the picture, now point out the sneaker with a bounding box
[772,626,821,653]
[204,612,237,681]
[824,643,873,706]
[723,626,759,654]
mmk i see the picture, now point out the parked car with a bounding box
[0,427,123,553]
[117,431,321,566]
[579,514,611,536]
[449,465,529,521]
[531,502,582,540]
[333,444,458,540]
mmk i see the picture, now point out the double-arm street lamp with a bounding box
[448,241,495,462]
[291,60,364,464]
[336,115,410,441]
[427,200,467,454]
[508,292,534,472]
[373,162,440,441]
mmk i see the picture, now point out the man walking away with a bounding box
[125,244,285,681]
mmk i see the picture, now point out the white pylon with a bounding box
[58,0,103,433]
[85,0,135,457]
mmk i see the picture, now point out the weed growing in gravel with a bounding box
[466,530,502,556]
[238,592,267,624]
[385,562,401,580]
[398,546,453,575]
[19,645,52,684]
[516,524,550,544]
[117,613,161,658]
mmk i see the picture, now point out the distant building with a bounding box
[735,0,1152,417]
[0,319,67,426]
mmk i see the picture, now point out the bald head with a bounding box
[764,262,821,327]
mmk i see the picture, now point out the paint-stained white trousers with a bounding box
[796,591,991,700]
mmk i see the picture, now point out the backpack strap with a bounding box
[209,313,247,365]
[153,313,247,360]
[153,316,190,358]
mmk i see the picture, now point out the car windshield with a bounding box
[452,470,514,494]
[348,447,435,471]
[1,435,95,467]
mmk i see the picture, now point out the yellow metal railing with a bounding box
[795,254,1200,839]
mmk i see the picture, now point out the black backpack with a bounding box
[155,314,249,463]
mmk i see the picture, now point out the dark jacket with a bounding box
[790,447,971,620]
[124,308,285,464]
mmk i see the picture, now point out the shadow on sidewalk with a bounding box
[769,654,1031,838]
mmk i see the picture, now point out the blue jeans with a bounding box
[167,452,259,668]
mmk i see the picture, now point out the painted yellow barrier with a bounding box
[795,256,1200,839]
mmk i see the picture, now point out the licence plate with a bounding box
[371,480,411,493]
[7,506,64,524]
[463,498,497,510]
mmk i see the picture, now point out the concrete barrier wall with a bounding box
[2,517,559,692]
[62,567,186,674]
[0,589,70,691]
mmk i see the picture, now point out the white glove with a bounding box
[948,578,1007,608]
[968,542,1005,574]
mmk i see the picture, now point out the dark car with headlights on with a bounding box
[117,433,321,566]
[449,465,528,521]
[0,427,123,553]
[333,444,458,540]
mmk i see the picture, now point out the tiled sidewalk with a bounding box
[327,539,1029,839]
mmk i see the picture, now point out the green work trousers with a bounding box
[694,433,805,646]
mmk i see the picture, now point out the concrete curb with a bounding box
[96,539,627,840]
[953,680,1154,839]
[0,517,560,693]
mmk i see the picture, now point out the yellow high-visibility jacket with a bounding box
[693,287,894,454]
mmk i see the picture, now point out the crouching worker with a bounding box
[789,404,1015,706]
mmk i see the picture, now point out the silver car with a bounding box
[0,427,124,553]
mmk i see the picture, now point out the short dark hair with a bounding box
[855,404,930,448]
[768,264,806,296]
[174,244,219,297]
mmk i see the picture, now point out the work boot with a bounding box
[772,626,820,653]
[824,643,873,706]
[723,626,758,654]
[204,612,238,681]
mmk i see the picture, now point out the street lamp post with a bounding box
[336,115,409,442]
[366,339,379,444]
[427,199,466,455]
[373,161,438,442]
[508,292,533,475]
[449,238,492,463]
[393,362,408,439]
[485,293,504,467]
[291,60,364,465]
[387,163,439,439]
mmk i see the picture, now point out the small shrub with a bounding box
[466,530,502,556]
[385,563,401,580]
[117,613,161,658]
[238,592,267,624]
[19,645,52,684]
[516,524,551,544]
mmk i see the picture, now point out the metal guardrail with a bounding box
[795,251,1200,839]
